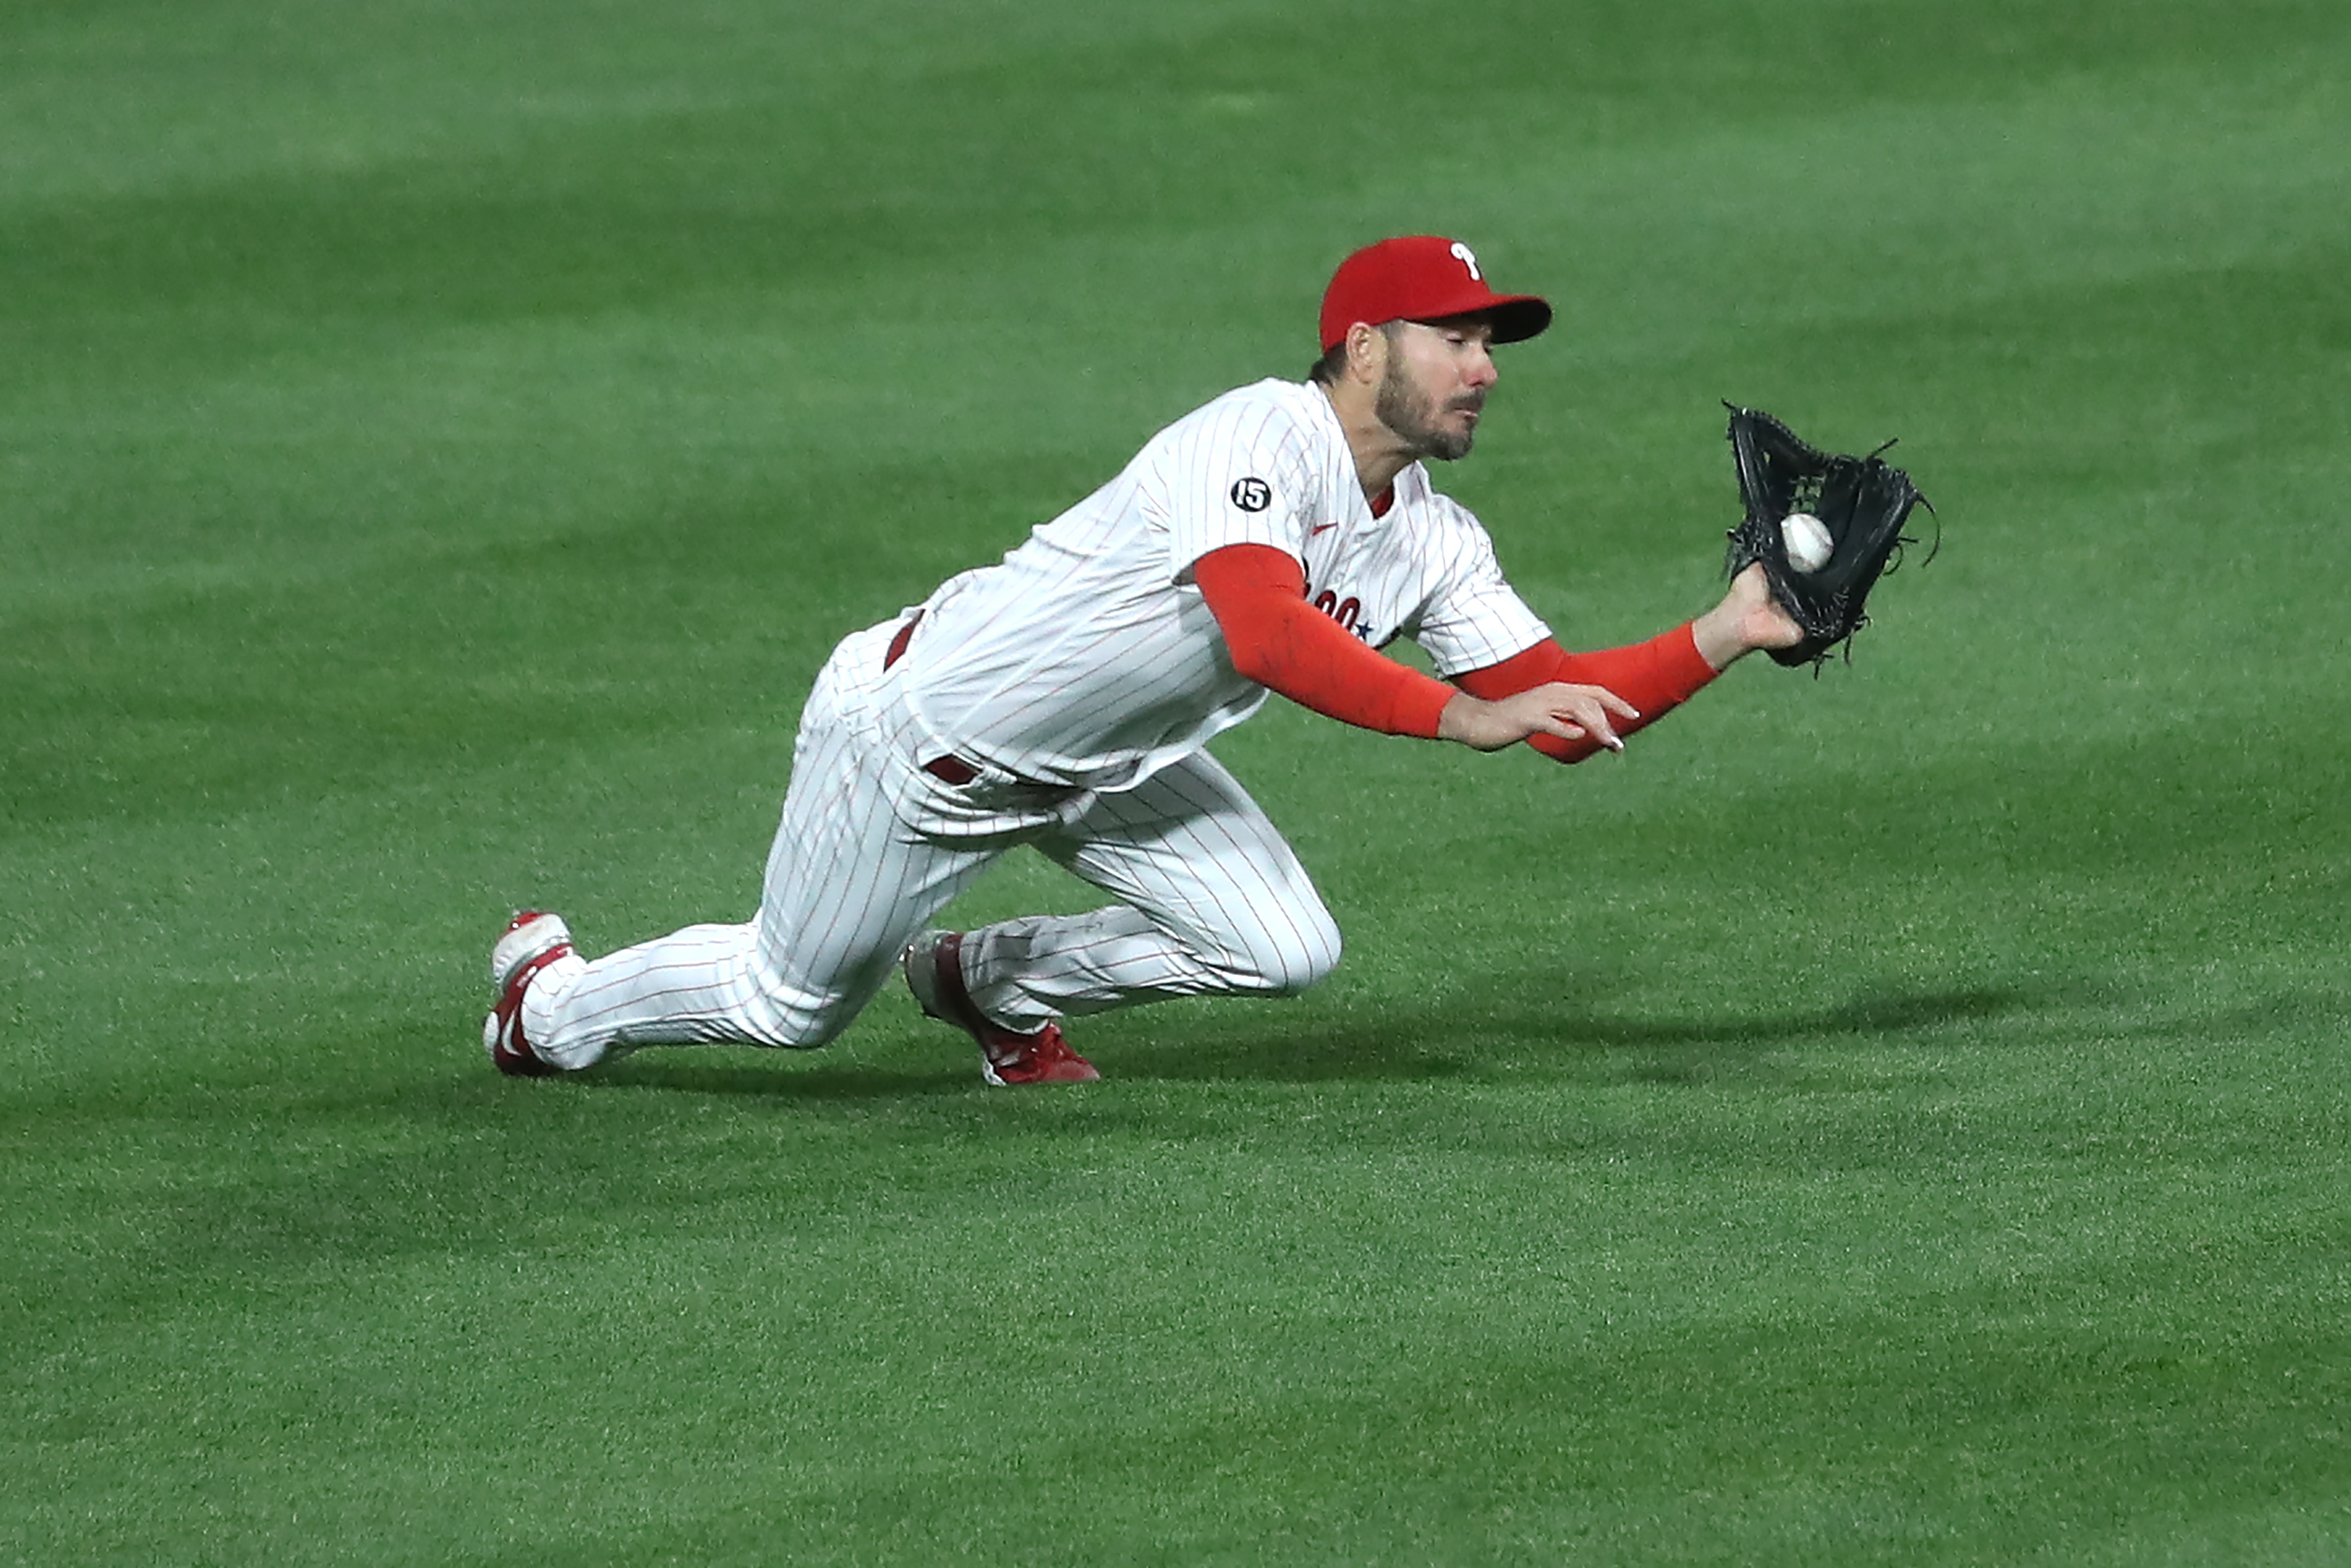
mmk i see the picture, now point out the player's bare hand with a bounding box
[1438,683,1639,753]
[1693,562,1805,668]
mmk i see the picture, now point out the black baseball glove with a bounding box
[1722,404,1935,668]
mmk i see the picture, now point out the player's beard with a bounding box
[1375,358,1482,462]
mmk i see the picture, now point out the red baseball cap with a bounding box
[1317,235,1552,353]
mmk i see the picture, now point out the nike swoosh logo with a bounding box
[1310,523,1337,535]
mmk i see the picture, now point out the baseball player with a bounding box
[485,234,1804,1085]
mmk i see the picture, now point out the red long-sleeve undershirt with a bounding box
[1192,542,1721,764]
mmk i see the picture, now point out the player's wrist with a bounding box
[1436,691,1527,751]
[1691,596,1751,670]
[1435,691,1491,748]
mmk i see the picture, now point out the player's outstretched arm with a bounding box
[1451,564,1798,766]
[1194,544,1644,756]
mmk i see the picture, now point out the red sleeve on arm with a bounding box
[1453,626,1720,764]
[1193,544,1456,739]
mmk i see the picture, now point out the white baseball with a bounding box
[1780,512,1833,574]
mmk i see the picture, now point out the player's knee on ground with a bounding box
[1213,905,1342,998]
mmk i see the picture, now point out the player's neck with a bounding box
[1315,379,1418,503]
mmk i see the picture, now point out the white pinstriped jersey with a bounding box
[900,377,1552,791]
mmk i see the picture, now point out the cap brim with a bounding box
[1484,295,1552,344]
[1415,294,1551,344]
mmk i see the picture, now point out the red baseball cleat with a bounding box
[902,929,1099,1086]
[482,910,574,1077]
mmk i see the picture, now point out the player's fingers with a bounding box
[1578,702,1627,751]
[1571,683,1640,721]
[1549,701,1624,753]
[1541,681,1639,721]
[1534,720,1617,752]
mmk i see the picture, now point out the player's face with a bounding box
[1375,318,1499,462]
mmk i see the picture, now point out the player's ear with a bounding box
[1343,321,1387,384]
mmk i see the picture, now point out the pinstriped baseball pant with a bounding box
[522,623,1342,1070]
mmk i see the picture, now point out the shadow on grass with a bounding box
[556,982,2047,1099]
[1110,982,2049,1086]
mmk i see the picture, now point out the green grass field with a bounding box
[7,2,2350,1562]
